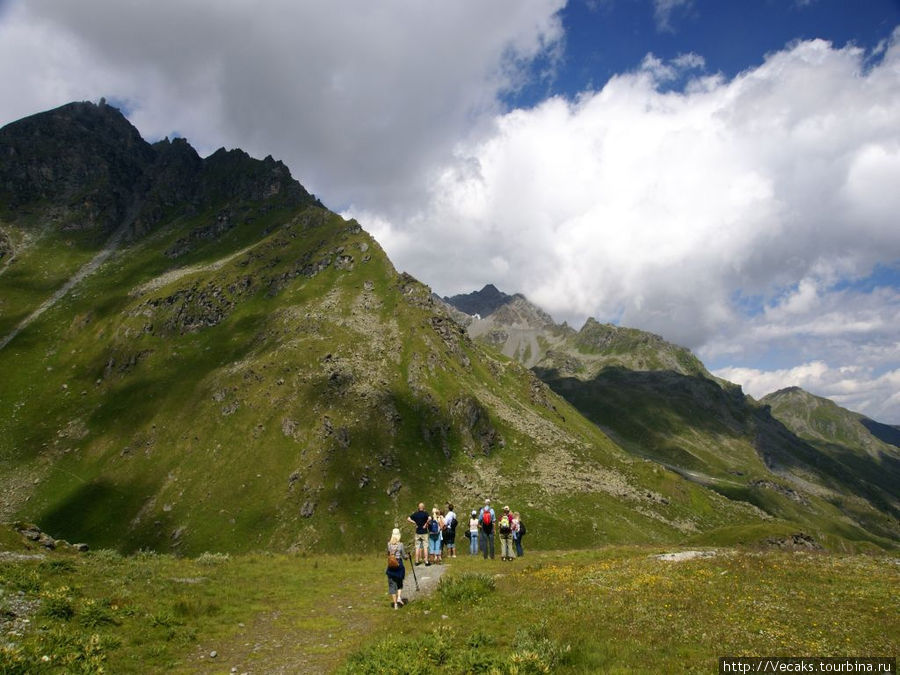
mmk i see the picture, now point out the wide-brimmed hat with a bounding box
[503,505,510,511]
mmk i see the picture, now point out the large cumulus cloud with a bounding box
[355,33,900,420]
[0,0,565,207]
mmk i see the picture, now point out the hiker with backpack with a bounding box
[386,527,406,609]
[499,505,515,561]
[477,498,496,560]
[513,511,526,557]
[467,509,479,555]
[444,502,458,559]
[428,506,445,564]
[407,502,431,565]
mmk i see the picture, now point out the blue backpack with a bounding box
[429,518,439,533]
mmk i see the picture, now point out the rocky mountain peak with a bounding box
[0,100,319,236]
[442,283,512,316]
[0,100,155,230]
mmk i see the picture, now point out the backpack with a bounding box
[518,521,526,537]
[499,514,511,534]
[429,518,439,534]
[482,510,492,527]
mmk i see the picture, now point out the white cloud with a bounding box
[653,0,693,33]
[0,0,565,207]
[714,362,900,423]
[350,32,900,420]
[365,33,900,328]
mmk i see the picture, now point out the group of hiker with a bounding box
[385,498,527,609]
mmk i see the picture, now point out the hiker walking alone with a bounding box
[499,505,515,561]
[444,502,458,559]
[407,502,430,565]
[468,509,479,555]
[386,527,406,609]
[478,498,495,560]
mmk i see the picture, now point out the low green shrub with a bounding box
[40,559,77,574]
[40,586,75,620]
[78,599,119,628]
[87,549,123,565]
[438,573,495,603]
[509,622,571,674]
[4,567,42,593]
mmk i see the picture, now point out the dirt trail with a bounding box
[401,556,449,603]
[130,241,258,297]
[196,559,448,674]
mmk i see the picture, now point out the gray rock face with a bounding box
[0,100,321,236]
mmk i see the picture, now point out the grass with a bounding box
[1,542,896,673]
[343,547,898,673]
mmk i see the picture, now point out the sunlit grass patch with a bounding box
[438,572,495,603]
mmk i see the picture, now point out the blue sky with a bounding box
[0,0,898,421]
[558,1,898,91]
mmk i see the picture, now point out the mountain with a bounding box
[761,387,900,515]
[443,287,900,548]
[0,102,773,555]
[441,283,514,317]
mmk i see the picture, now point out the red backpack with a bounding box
[482,509,492,526]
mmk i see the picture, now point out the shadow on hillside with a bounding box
[534,366,900,528]
[38,477,162,551]
[861,418,900,449]
[533,365,752,454]
[752,406,900,520]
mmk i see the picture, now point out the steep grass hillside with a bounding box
[0,102,768,555]
[445,288,899,550]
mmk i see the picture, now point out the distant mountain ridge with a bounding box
[444,284,708,376]
[442,285,900,547]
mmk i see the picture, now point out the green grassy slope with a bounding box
[0,194,766,554]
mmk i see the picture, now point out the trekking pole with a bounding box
[407,550,419,591]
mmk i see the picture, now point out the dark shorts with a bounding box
[388,576,403,594]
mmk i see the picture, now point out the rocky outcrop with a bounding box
[12,522,89,552]
[0,229,12,260]
[0,100,321,237]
